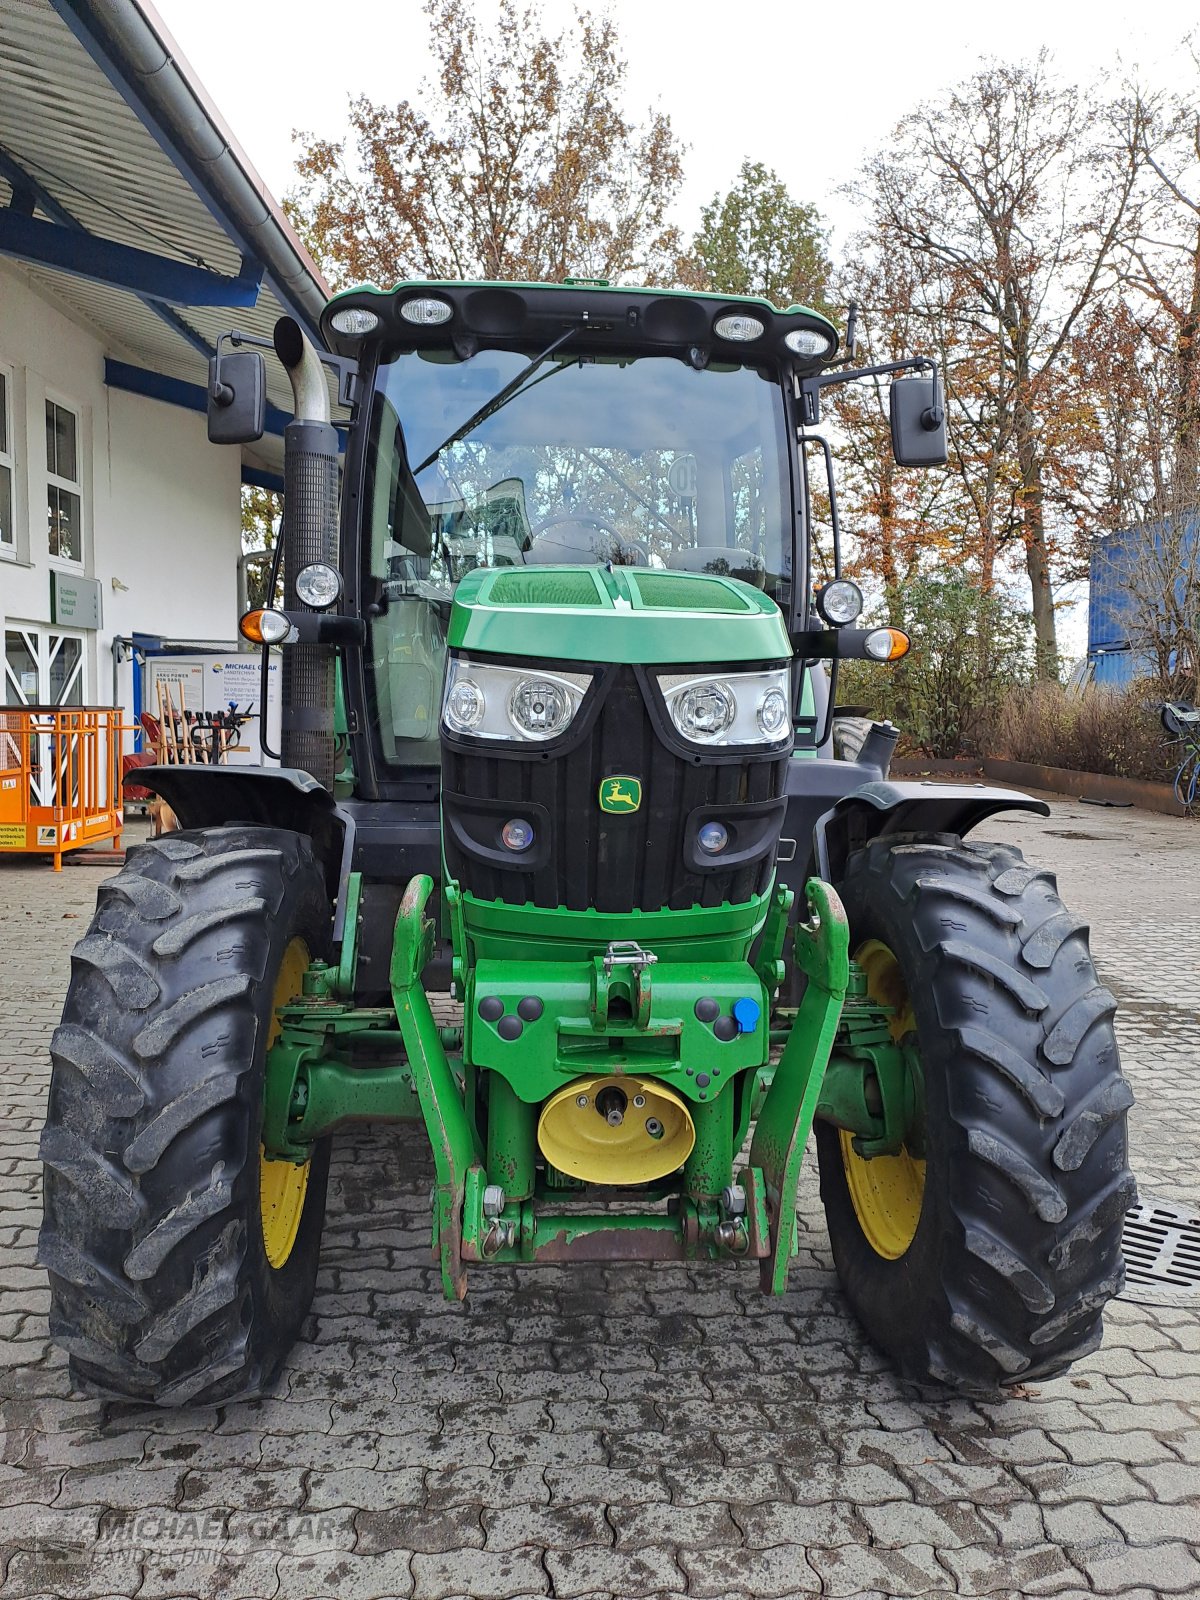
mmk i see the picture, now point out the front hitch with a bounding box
[749,878,850,1295]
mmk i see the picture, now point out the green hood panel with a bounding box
[448,564,792,665]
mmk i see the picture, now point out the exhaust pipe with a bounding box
[274,316,338,789]
[857,720,899,779]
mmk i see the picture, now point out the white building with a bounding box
[0,0,331,728]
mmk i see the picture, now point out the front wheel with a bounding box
[817,833,1135,1393]
[39,825,333,1404]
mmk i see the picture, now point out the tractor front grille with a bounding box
[442,665,790,912]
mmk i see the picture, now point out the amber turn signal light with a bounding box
[864,626,910,662]
[239,608,292,645]
[239,608,267,643]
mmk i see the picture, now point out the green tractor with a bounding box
[40,281,1133,1405]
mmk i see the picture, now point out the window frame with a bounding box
[0,362,15,561]
[44,392,85,569]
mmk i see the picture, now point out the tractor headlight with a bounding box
[674,681,735,740]
[295,562,343,609]
[815,579,863,626]
[658,667,792,747]
[444,676,486,733]
[442,658,594,742]
[508,677,574,738]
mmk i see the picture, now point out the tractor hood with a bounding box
[447,565,792,665]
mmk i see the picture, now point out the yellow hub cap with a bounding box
[260,937,311,1269]
[839,939,926,1260]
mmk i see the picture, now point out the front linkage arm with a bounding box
[749,878,850,1295]
[389,873,483,1299]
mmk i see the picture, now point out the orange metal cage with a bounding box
[0,706,124,871]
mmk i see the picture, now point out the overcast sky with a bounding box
[156,0,1197,253]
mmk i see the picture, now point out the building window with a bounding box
[46,397,82,564]
[0,367,14,559]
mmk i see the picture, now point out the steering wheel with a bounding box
[527,511,634,565]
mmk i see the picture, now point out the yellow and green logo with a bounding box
[598,776,642,814]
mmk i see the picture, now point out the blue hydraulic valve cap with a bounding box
[732,997,761,1034]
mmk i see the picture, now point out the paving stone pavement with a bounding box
[0,801,1197,1600]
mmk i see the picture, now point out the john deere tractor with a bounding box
[40,281,1134,1405]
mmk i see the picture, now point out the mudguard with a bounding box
[122,765,354,933]
[814,780,1050,883]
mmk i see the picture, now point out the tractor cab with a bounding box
[320,282,856,793]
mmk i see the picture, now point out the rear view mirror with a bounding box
[207,350,266,444]
[890,374,947,467]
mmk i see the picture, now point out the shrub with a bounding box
[991,681,1174,783]
[838,577,1030,759]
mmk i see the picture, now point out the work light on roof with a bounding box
[329,306,380,336]
[785,328,833,358]
[400,296,453,326]
[713,313,765,342]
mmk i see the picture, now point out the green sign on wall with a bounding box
[50,571,102,631]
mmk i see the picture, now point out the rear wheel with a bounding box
[816,833,1135,1393]
[39,825,332,1404]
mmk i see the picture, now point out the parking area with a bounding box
[1,799,1198,1600]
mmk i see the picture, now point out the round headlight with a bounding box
[674,682,735,740]
[815,579,864,626]
[258,609,292,645]
[445,678,485,732]
[329,306,380,336]
[757,687,790,738]
[713,313,766,342]
[400,296,453,326]
[785,328,833,358]
[501,819,535,852]
[295,562,343,610]
[508,678,572,738]
[698,821,729,855]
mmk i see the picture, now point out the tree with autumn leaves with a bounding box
[282,1,1198,703]
[288,0,684,286]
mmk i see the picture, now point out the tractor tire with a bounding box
[39,825,333,1405]
[816,832,1135,1394]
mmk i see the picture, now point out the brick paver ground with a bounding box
[1,800,1197,1599]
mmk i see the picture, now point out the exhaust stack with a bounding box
[274,316,338,789]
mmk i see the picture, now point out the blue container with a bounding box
[1088,516,1197,686]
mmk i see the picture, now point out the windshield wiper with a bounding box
[412,327,577,474]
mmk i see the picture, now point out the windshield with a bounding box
[362,346,793,769]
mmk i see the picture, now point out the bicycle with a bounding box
[1161,700,1200,809]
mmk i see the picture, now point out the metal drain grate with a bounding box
[1120,1197,1200,1306]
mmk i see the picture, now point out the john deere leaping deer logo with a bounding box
[598,776,642,814]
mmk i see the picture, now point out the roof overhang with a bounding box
[0,0,338,479]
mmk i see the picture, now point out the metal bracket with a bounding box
[390,874,483,1299]
[750,878,850,1294]
[603,940,658,975]
[334,871,363,997]
[754,882,795,994]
